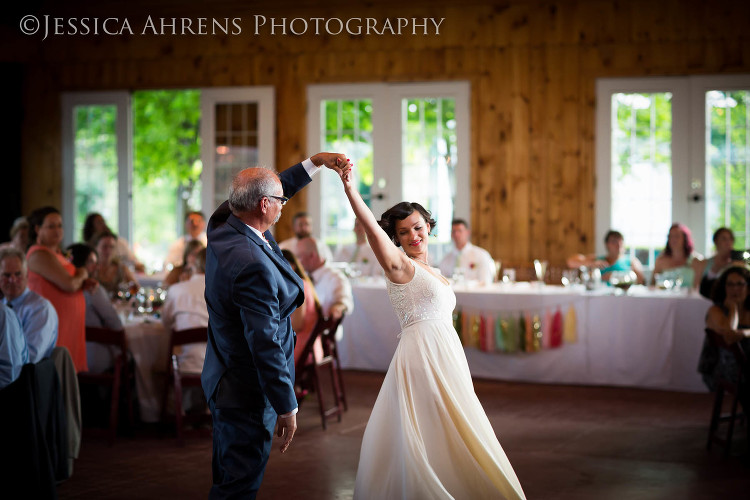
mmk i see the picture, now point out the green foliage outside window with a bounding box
[132,90,202,268]
[74,105,118,238]
[706,90,749,248]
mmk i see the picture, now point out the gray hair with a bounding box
[228,167,280,214]
[0,247,27,270]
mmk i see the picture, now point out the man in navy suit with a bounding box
[202,153,347,499]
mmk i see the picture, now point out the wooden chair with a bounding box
[320,316,348,411]
[77,326,133,445]
[704,328,747,457]
[160,327,210,446]
[295,315,345,429]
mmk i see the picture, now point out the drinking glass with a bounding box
[533,259,548,283]
[609,270,635,295]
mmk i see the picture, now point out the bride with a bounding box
[336,161,526,499]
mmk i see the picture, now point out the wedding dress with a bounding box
[354,260,526,499]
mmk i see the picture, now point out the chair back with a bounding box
[170,327,208,349]
[319,315,344,357]
[166,327,207,372]
[296,316,341,366]
[85,326,127,353]
[162,327,209,444]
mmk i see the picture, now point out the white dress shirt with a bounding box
[310,263,353,341]
[438,242,496,284]
[161,273,209,374]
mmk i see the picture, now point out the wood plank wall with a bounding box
[5,0,750,267]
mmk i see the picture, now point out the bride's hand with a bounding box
[337,158,354,190]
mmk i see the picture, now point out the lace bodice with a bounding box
[386,260,456,330]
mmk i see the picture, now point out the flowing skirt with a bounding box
[354,319,526,499]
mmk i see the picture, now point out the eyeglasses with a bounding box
[266,195,288,206]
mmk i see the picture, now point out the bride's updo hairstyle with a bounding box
[378,202,436,247]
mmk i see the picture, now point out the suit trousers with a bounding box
[209,399,278,500]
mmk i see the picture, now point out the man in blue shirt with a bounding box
[0,302,28,388]
[0,248,58,363]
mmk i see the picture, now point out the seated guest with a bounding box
[161,248,208,375]
[82,212,144,272]
[26,206,93,373]
[438,218,496,284]
[68,243,124,374]
[0,303,27,389]
[93,231,139,298]
[567,230,645,284]
[697,227,746,299]
[296,237,353,325]
[164,211,207,270]
[652,223,703,289]
[279,211,333,261]
[334,218,380,277]
[0,216,29,253]
[161,248,208,413]
[162,239,205,288]
[699,266,750,415]
[281,249,322,363]
[0,248,58,363]
[68,244,123,330]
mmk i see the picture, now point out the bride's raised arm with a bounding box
[338,160,412,283]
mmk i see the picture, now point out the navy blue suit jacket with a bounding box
[202,163,312,415]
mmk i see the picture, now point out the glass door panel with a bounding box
[72,105,120,239]
[318,98,374,249]
[609,92,674,267]
[401,97,457,246]
[704,89,750,250]
[201,88,274,217]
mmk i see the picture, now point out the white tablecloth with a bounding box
[124,317,170,423]
[340,281,711,392]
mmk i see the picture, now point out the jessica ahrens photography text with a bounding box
[19,15,446,40]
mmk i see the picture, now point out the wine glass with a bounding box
[533,259,548,283]
[609,270,635,295]
[452,268,465,286]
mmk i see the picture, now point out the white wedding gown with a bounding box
[354,261,526,499]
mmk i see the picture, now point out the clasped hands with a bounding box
[310,152,354,186]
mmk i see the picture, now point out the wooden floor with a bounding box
[58,370,749,499]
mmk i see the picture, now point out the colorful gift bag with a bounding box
[551,307,563,348]
[564,305,578,344]
[531,313,542,352]
[495,316,506,352]
[542,309,553,349]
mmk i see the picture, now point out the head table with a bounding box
[339,280,711,393]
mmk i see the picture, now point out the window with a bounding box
[596,75,750,264]
[62,92,131,249]
[307,82,470,261]
[704,89,750,249]
[62,87,274,271]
